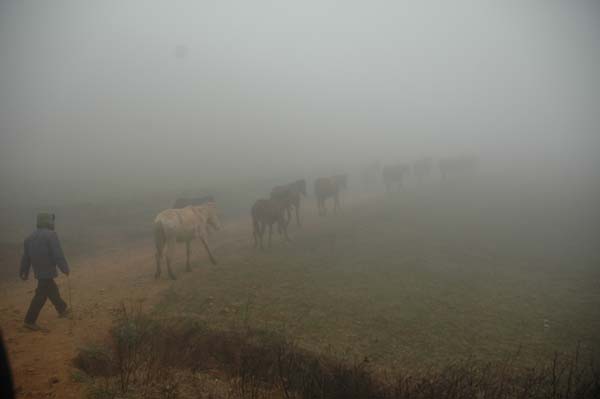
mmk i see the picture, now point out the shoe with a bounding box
[58,308,72,319]
[23,323,49,332]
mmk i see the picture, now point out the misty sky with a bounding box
[1,1,599,203]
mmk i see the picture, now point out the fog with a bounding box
[1,1,599,205]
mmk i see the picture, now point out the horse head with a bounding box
[205,202,222,231]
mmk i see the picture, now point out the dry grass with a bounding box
[74,304,600,399]
[155,182,600,369]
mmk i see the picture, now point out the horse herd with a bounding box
[152,155,477,279]
[375,155,478,192]
[152,174,348,279]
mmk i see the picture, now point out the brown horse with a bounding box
[412,158,433,182]
[361,161,381,187]
[382,163,410,192]
[252,198,290,249]
[314,174,347,216]
[270,179,307,227]
[153,203,221,280]
[438,155,479,180]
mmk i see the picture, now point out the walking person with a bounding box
[19,213,71,331]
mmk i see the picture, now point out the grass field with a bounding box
[152,178,600,370]
[4,174,599,398]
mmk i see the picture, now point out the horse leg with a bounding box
[200,236,217,265]
[259,222,265,250]
[253,220,258,249]
[258,222,264,250]
[295,203,301,227]
[166,257,176,280]
[185,240,191,272]
[317,196,322,216]
[154,224,164,278]
[154,248,162,279]
[166,239,176,280]
[285,207,291,227]
[281,219,291,242]
[268,223,273,248]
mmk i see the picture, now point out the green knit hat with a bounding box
[36,212,55,229]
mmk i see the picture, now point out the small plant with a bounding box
[73,344,114,377]
[71,369,92,384]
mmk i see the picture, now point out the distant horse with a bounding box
[438,155,479,180]
[252,198,290,249]
[382,163,410,192]
[361,161,381,187]
[153,203,221,280]
[173,195,215,209]
[270,179,307,227]
[314,174,347,216]
[413,158,433,182]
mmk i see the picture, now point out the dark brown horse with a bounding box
[361,161,381,187]
[270,179,307,227]
[314,174,347,216]
[412,158,433,182]
[382,163,410,192]
[251,198,290,249]
[438,155,479,180]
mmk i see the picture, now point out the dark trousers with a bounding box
[24,279,67,324]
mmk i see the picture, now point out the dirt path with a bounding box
[0,238,172,398]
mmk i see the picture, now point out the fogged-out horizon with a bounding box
[1,1,599,206]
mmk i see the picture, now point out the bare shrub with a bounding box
[75,309,600,399]
[73,344,114,377]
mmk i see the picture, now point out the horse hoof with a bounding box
[169,274,177,280]
[154,273,160,279]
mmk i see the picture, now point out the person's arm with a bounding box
[19,241,31,280]
[48,232,70,275]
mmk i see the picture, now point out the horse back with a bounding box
[173,195,215,209]
[155,208,203,239]
[252,199,285,223]
[314,177,337,198]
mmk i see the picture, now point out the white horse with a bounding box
[153,203,221,280]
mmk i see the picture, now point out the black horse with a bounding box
[270,180,307,227]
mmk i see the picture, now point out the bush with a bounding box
[75,306,600,399]
[73,344,114,377]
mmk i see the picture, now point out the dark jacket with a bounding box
[20,229,70,280]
